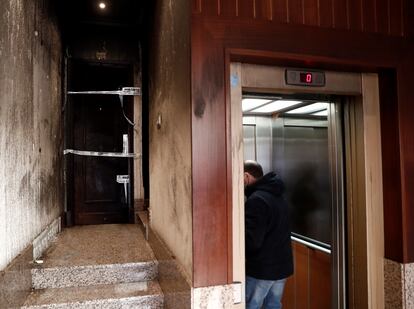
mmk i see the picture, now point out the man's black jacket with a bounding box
[245,172,294,280]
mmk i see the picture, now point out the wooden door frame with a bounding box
[229,62,384,308]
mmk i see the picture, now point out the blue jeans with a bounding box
[246,276,286,309]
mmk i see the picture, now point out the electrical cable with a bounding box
[119,95,135,126]
[66,87,140,127]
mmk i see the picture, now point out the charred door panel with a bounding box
[70,62,133,225]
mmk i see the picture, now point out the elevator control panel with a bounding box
[285,69,326,87]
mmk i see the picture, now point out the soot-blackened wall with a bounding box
[0,0,63,270]
[148,0,193,281]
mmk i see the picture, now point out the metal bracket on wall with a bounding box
[67,87,141,96]
[64,149,140,158]
[67,87,141,126]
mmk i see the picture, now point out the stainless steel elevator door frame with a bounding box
[241,95,347,309]
[328,101,347,309]
[232,63,384,309]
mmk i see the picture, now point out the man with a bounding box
[244,160,293,309]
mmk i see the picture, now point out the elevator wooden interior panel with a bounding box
[282,241,332,309]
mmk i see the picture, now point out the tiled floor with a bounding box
[22,224,163,308]
[37,224,156,267]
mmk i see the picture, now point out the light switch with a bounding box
[156,113,162,129]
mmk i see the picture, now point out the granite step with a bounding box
[22,281,163,309]
[32,261,158,289]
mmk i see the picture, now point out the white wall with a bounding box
[0,0,63,270]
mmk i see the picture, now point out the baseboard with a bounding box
[33,217,61,260]
[136,210,191,309]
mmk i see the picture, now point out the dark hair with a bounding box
[244,160,264,179]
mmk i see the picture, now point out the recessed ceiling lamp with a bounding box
[252,100,302,113]
[286,102,329,114]
[312,110,328,116]
[242,99,272,112]
[98,2,106,9]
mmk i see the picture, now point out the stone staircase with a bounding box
[21,224,164,308]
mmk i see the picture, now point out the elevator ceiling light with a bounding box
[242,99,272,112]
[312,110,328,116]
[251,100,302,113]
[98,2,106,9]
[286,102,329,115]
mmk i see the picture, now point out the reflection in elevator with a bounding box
[242,95,345,309]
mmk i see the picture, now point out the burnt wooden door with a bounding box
[71,63,133,225]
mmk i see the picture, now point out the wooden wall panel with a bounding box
[303,0,319,26]
[283,276,295,308]
[238,0,255,18]
[192,0,201,14]
[220,0,237,17]
[379,70,403,262]
[333,0,348,30]
[282,242,331,309]
[309,250,332,309]
[255,0,273,20]
[397,58,414,262]
[196,0,407,36]
[192,23,230,287]
[288,0,304,24]
[295,244,309,309]
[362,0,377,33]
[405,0,414,37]
[273,0,288,23]
[389,0,403,36]
[375,0,389,35]
[200,0,218,16]
[196,0,408,36]
[348,0,363,31]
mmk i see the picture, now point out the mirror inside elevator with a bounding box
[242,94,346,309]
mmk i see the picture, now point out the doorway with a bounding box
[242,95,344,308]
[230,63,385,309]
[66,61,134,225]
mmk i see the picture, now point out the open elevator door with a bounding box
[232,63,384,309]
[242,94,346,309]
[64,61,140,225]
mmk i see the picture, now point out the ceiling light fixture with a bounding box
[98,2,106,9]
[242,99,272,112]
[286,102,329,115]
[312,110,328,116]
[250,100,303,113]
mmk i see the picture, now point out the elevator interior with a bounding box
[242,94,345,308]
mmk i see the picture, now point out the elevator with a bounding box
[242,95,345,308]
[230,63,385,309]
